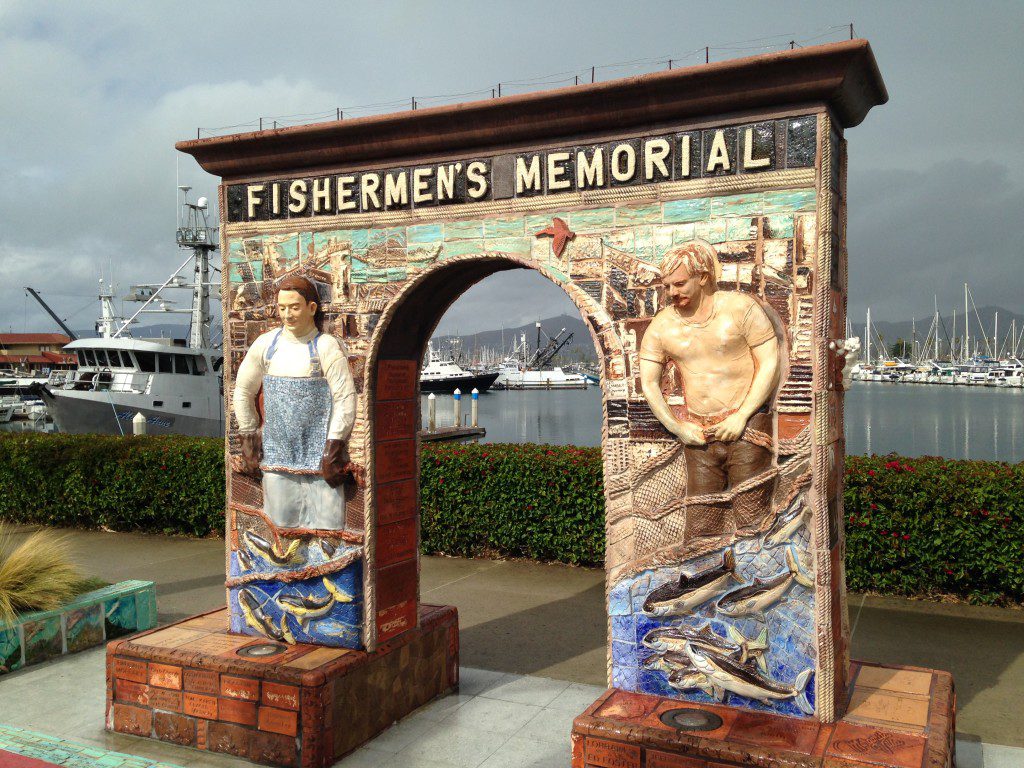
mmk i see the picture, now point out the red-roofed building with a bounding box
[0,334,76,374]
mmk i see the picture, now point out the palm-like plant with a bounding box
[0,525,81,626]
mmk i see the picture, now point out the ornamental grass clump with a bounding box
[0,525,81,626]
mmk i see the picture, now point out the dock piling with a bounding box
[471,388,479,427]
[452,388,461,427]
[132,412,147,436]
[427,392,436,431]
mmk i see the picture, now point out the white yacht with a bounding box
[419,345,499,394]
[492,330,589,390]
[32,188,224,437]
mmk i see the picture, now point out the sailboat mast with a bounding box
[964,283,969,360]
[865,307,871,365]
[934,296,940,360]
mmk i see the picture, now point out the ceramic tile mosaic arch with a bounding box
[221,113,848,721]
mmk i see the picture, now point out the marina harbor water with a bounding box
[421,382,1024,463]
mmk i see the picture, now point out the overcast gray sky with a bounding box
[1,1,1021,339]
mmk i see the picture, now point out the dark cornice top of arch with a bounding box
[176,39,886,180]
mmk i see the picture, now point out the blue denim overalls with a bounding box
[259,330,345,530]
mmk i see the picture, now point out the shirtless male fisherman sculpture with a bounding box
[639,240,780,496]
[233,276,357,530]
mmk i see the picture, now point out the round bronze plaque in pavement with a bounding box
[659,707,723,731]
[236,642,288,658]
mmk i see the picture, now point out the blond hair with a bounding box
[659,239,721,289]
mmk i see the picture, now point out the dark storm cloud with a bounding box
[0,1,1020,335]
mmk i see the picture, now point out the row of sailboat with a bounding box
[850,285,1024,387]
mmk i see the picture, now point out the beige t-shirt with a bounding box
[639,291,776,416]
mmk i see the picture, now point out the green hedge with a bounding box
[0,433,224,537]
[1,434,1021,604]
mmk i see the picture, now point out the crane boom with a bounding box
[24,287,78,341]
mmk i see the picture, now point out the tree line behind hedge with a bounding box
[0,434,1020,604]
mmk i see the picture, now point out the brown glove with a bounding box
[321,439,347,488]
[238,431,263,479]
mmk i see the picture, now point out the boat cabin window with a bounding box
[76,351,87,367]
[95,350,110,367]
[136,351,156,373]
[179,355,196,375]
[158,353,174,373]
[83,350,97,367]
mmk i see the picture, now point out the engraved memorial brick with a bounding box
[114,657,148,683]
[219,697,258,726]
[149,663,182,690]
[262,682,300,711]
[221,675,260,701]
[183,692,218,720]
[258,706,299,736]
[585,737,641,768]
[184,668,219,695]
[148,688,183,713]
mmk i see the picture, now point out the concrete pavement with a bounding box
[3,525,1024,751]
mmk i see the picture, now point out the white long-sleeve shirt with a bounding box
[232,327,357,441]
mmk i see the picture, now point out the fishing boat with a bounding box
[492,329,588,390]
[31,188,225,436]
[419,344,499,394]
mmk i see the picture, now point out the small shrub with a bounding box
[0,525,81,624]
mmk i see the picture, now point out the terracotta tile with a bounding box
[134,626,208,649]
[377,599,417,643]
[183,692,218,719]
[376,479,416,525]
[149,663,182,690]
[149,688,183,713]
[283,646,353,670]
[183,668,219,695]
[207,720,251,758]
[115,679,149,706]
[219,697,258,726]
[258,706,298,737]
[645,750,707,768]
[250,729,298,768]
[644,700,736,742]
[375,438,416,483]
[375,359,417,401]
[374,399,417,441]
[846,688,929,732]
[221,675,259,701]
[827,721,926,768]
[112,703,152,737]
[154,711,196,746]
[376,518,418,567]
[594,689,659,723]
[855,666,933,697]
[113,657,148,683]
[585,737,641,768]
[179,632,254,656]
[262,681,300,711]
[728,710,820,753]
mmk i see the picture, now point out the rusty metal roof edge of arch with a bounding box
[176,39,887,180]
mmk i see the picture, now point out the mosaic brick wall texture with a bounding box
[221,113,847,720]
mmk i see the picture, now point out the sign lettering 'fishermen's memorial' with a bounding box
[103,40,957,768]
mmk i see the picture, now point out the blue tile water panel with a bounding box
[609,531,817,718]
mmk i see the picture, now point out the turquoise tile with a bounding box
[763,188,816,213]
[726,217,758,241]
[652,227,676,263]
[633,226,655,263]
[385,267,408,282]
[349,229,369,250]
[544,264,569,283]
[485,237,532,255]
[0,626,21,673]
[615,203,662,226]
[407,223,443,243]
[711,193,763,218]
[444,239,485,257]
[368,229,387,246]
[385,227,406,247]
[483,218,524,238]
[670,223,697,244]
[765,213,795,239]
[694,219,728,244]
[525,213,567,232]
[298,231,314,262]
[444,219,483,240]
[569,208,615,230]
[662,197,710,223]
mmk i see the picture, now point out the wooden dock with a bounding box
[418,426,486,442]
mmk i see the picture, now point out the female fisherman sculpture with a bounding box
[232,275,357,531]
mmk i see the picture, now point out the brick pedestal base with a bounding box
[105,604,458,767]
[571,661,954,768]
